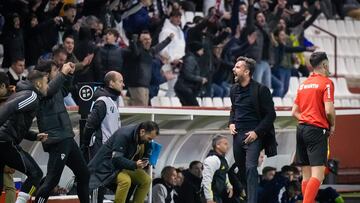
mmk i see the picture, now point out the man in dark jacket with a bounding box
[93,28,123,82]
[152,166,178,203]
[33,61,90,203]
[123,31,173,106]
[177,161,203,203]
[229,56,276,203]
[82,71,125,161]
[7,57,26,86]
[174,42,208,106]
[0,70,49,203]
[89,121,159,203]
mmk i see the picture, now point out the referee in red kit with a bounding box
[292,52,335,203]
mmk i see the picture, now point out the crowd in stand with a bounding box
[1,0,360,107]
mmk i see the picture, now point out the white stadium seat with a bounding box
[350,99,360,107]
[151,96,161,106]
[223,97,232,107]
[159,97,172,107]
[273,97,283,107]
[197,97,203,106]
[170,97,182,107]
[341,99,351,107]
[282,97,293,107]
[212,97,224,107]
[285,77,300,98]
[202,97,214,107]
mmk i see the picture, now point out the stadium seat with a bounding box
[336,20,348,38]
[353,20,360,35]
[355,58,360,76]
[337,77,360,98]
[223,97,232,107]
[202,97,214,107]
[285,77,300,98]
[159,97,172,107]
[344,20,357,38]
[344,57,360,77]
[195,12,204,17]
[299,77,307,84]
[337,56,349,76]
[212,97,224,107]
[272,97,283,107]
[334,99,342,107]
[322,38,334,56]
[197,97,202,106]
[184,11,195,23]
[151,97,160,106]
[327,20,338,36]
[170,97,182,107]
[282,97,293,107]
[350,99,360,107]
[341,99,351,107]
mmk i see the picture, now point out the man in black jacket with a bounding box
[0,70,49,203]
[33,61,90,203]
[174,41,208,106]
[177,161,203,203]
[82,71,125,161]
[229,56,276,203]
[89,121,159,203]
[123,31,173,106]
[93,28,123,82]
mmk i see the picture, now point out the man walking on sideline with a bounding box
[292,52,335,203]
[229,56,277,203]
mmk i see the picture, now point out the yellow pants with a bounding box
[3,172,16,203]
[115,169,151,203]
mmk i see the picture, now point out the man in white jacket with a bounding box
[202,135,233,203]
[158,9,186,96]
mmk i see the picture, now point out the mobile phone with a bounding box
[142,158,149,162]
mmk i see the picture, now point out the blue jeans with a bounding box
[233,128,262,203]
[272,66,292,97]
[253,60,271,89]
[271,74,284,97]
[212,82,231,97]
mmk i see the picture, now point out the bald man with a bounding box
[82,71,125,161]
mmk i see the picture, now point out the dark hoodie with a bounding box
[83,87,120,147]
[177,170,202,203]
[0,80,41,144]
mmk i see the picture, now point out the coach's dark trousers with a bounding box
[233,128,262,203]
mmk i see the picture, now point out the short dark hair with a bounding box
[62,34,75,43]
[189,161,202,169]
[170,9,182,17]
[11,57,25,65]
[34,61,57,73]
[104,71,118,87]
[0,72,9,87]
[63,4,76,11]
[236,56,256,76]
[53,45,67,56]
[161,166,177,179]
[281,165,295,174]
[27,70,48,83]
[309,52,328,68]
[212,134,227,149]
[139,121,160,135]
[262,166,276,175]
[104,28,119,39]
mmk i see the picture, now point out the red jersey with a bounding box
[294,73,334,129]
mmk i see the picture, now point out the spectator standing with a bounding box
[158,10,186,97]
[0,70,49,203]
[89,121,158,203]
[123,31,173,106]
[1,13,25,69]
[174,41,207,106]
[229,57,277,203]
[152,166,178,203]
[7,57,26,86]
[242,0,284,88]
[93,28,123,82]
[202,135,233,203]
[82,71,124,161]
[34,62,90,203]
[177,161,203,203]
[291,52,335,203]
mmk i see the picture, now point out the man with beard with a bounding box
[229,56,276,203]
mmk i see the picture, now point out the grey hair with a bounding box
[212,134,228,149]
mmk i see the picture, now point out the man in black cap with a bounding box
[174,41,207,106]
